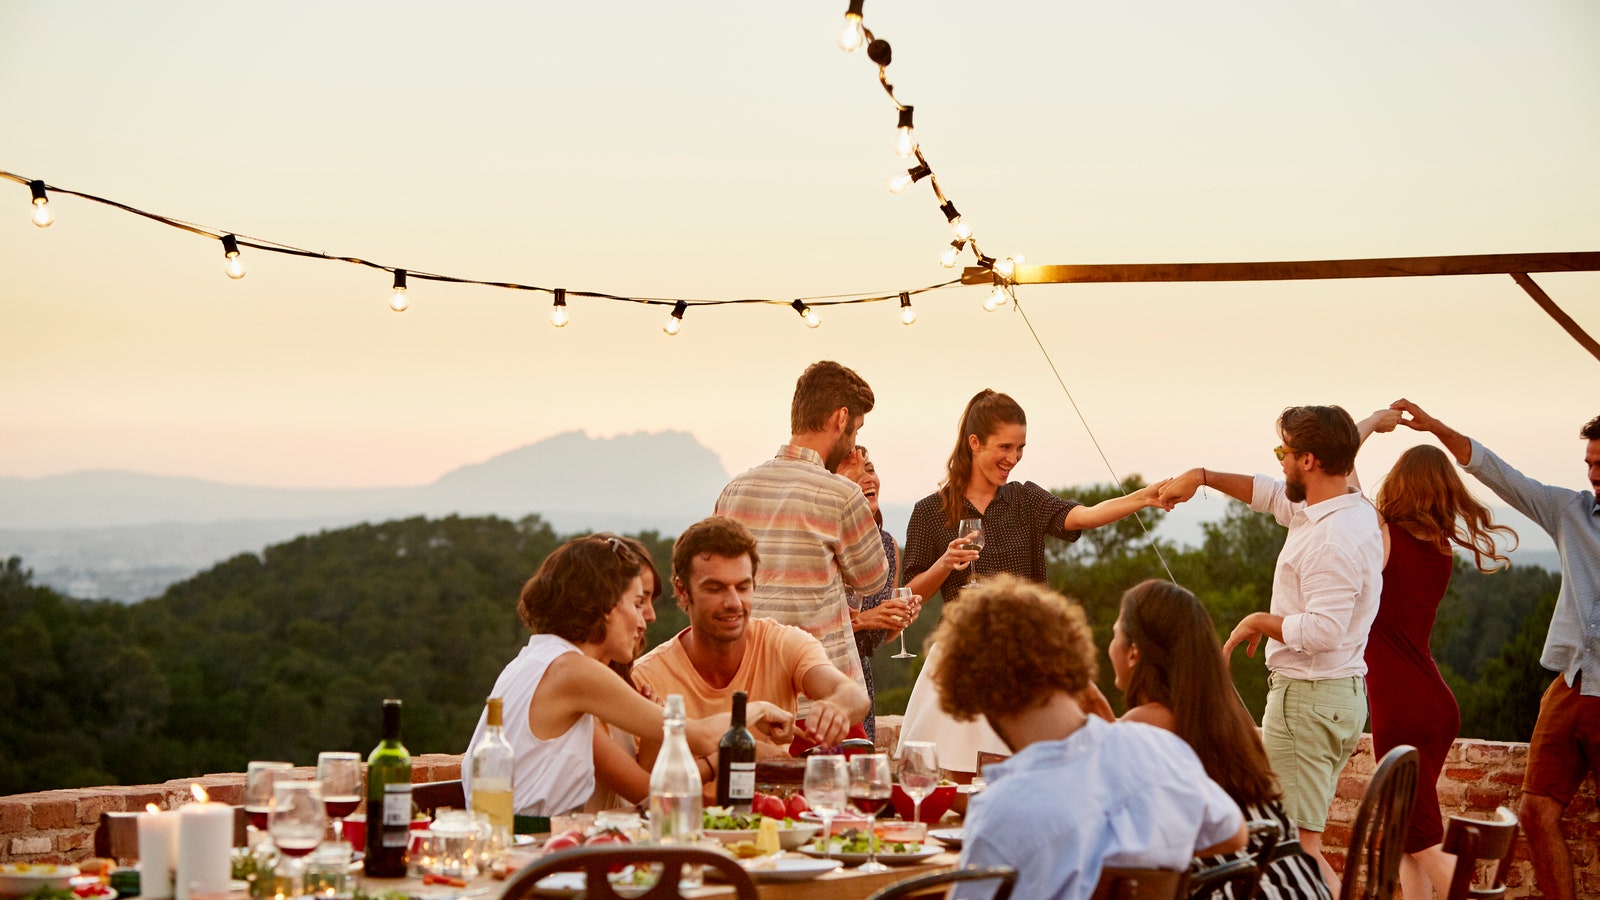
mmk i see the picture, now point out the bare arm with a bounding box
[1348,408,1403,490]
[1061,478,1174,530]
[799,664,870,747]
[1159,468,1255,506]
[1222,612,1285,658]
[591,726,650,806]
[1391,398,1473,465]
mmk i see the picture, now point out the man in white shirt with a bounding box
[1160,404,1390,895]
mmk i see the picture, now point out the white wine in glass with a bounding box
[891,588,917,659]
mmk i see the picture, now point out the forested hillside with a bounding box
[0,492,1561,796]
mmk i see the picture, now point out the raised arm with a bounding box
[1391,398,1473,465]
[1348,408,1403,491]
[1061,478,1175,530]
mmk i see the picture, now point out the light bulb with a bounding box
[550,289,570,327]
[792,299,821,328]
[952,218,973,241]
[29,181,52,228]
[221,234,246,280]
[940,241,962,269]
[894,127,916,158]
[888,172,914,194]
[899,292,916,325]
[389,269,408,312]
[996,253,1025,280]
[983,284,1008,311]
[664,300,686,336]
[838,14,864,51]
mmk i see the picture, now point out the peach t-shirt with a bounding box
[631,617,833,719]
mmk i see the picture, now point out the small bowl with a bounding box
[874,820,927,843]
[0,864,79,898]
[775,822,820,851]
[889,784,958,823]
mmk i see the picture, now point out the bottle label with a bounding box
[728,763,755,801]
[381,782,413,842]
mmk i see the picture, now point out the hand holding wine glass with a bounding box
[957,517,985,586]
[802,755,848,860]
[316,752,362,848]
[848,754,893,873]
[896,741,939,825]
[891,588,919,659]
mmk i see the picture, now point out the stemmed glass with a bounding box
[316,752,362,848]
[896,741,939,826]
[244,761,294,834]
[270,780,328,899]
[847,754,893,873]
[803,755,848,860]
[891,588,918,659]
[957,517,985,586]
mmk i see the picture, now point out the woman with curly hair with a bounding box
[1110,579,1330,900]
[1365,444,1516,900]
[463,534,791,827]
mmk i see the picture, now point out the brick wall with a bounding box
[3,737,1596,897]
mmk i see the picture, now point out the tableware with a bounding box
[895,741,940,825]
[244,762,294,833]
[315,753,361,848]
[957,517,985,586]
[890,588,917,658]
[702,822,820,851]
[847,754,893,873]
[798,809,871,834]
[269,781,326,899]
[802,756,847,860]
[928,828,964,849]
[738,857,841,882]
[530,870,654,898]
[797,844,942,867]
[0,864,79,898]
[875,820,927,843]
[890,782,957,823]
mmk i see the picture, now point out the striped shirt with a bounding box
[715,445,889,701]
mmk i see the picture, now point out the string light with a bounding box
[940,201,972,241]
[888,164,931,195]
[221,234,246,280]
[28,180,53,228]
[995,254,1024,280]
[898,291,916,325]
[837,0,866,51]
[940,240,965,269]
[894,107,916,158]
[791,299,821,328]
[550,288,570,328]
[389,269,408,312]
[983,282,1009,312]
[664,300,687,336]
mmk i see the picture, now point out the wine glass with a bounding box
[896,741,939,827]
[270,780,327,899]
[244,761,294,834]
[891,588,918,659]
[957,517,985,586]
[847,754,893,873]
[803,755,848,860]
[316,752,362,848]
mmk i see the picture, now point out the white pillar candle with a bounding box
[137,810,178,900]
[175,801,234,900]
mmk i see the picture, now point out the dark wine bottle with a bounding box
[715,691,756,812]
[364,698,413,878]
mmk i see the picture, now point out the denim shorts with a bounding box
[1262,672,1367,831]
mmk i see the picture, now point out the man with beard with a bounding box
[1157,405,1391,895]
[714,360,888,714]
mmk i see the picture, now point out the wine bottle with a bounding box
[364,698,412,878]
[469,697,515,859]
[648,694,702,846]
[715,691,756,812]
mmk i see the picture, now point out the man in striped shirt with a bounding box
[714,361,889,718]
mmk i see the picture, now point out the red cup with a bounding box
[889,784,958,823]
[342,814,366,850]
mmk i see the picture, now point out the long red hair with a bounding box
[1376,445,1517,573]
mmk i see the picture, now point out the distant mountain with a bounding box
[0,430,731,601]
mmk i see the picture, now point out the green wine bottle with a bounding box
[364,698,412,877]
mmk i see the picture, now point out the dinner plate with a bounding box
[741,857,841,882]
[797,844,942,867]
[68,877,117,900]
[702,827,759,844]
[531,871,653,898]
[798,810,871,832]
[928,828,964,849]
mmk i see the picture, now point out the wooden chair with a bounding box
[411,779,466,816]
[95,808,250,863]
[1339,745,1419,900]
[500,845,756,900]
[867,865,1018,900]
[1089,866,1189,900]
[1188,819,1283,900]
[1441,806,1518,900]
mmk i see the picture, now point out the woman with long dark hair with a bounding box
[897,389,1169,776]
[1367,444,1516,899]
[1110,579,1330,900]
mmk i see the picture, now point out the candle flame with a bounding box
[191,784,210,803]
[146,803,161,814]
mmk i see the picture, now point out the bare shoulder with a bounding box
[1120,702,1177,732]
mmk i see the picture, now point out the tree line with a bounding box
[0,488,1559,796]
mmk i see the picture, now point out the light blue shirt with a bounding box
[1465,439,1600,695]
[958,717,1243,900]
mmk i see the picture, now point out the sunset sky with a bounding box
[3,1,1597,536]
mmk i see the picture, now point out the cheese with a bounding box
[754,817,781,855]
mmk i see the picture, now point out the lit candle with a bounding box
[175,786,234,900]
[138,804,177,900]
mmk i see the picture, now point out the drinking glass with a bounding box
[244,762,294,834]
[270,780,327,899]
[957,517,985,586]
[847,754,893,873]
[890,587,917,659]
[316,752,362,849]
[802,755,848,860]
[896,741,940,826]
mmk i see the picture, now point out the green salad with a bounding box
[809,830,922,855]
[702,805,797,830]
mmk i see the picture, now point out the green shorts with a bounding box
[1262,672,1366,832]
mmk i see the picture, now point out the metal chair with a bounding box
[500,844,757,900]
[1441,806,1518,900]
[1338,745,1419,900]
[1089,866,1189,900]
[867,865,1018,900]
[1188,819,1283,900]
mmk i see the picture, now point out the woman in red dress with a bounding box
[1366,445,1516,900]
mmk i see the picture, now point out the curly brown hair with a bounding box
[671,516,761,610]
[1277,405,1360,476]
[932,574,1096,721]
[791,360,875,434]
[517,535,643,644]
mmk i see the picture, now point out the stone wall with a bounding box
[3,735,1596,898]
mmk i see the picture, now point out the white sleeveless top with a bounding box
[463,634,596,817]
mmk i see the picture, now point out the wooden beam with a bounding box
[1512,273,1600,364]
[959,251,1600,285]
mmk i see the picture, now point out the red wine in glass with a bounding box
[246,807,270,830]
[275,838,321,858]
[324,796,360,819]
[849,793,892,817]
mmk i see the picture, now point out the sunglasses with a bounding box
[1273,445,1299,462]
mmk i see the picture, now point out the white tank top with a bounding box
[463,634,596,817]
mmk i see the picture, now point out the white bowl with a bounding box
[775,822,821,851]
[0,864,80,898]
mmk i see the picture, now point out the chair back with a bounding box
[867,865,1017,900]
[411,780,466,816]
[1440,806,1518,900]
[1187,819,1283,900]
[500,845,757,900]
[1339,745,1419,900]
[95,808,249,863]
[1089,866,1188,900]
